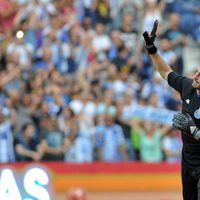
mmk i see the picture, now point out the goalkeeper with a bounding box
[143,20,200,200]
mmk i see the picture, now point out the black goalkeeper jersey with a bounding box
[168,71,200,170]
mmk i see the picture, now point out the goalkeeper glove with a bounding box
[143,20,158,54]
[172,112,200,141]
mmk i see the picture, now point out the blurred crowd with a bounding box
[0,0,200,163]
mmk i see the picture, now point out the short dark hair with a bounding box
[22,123,33,133]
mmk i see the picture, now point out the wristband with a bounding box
[192,129,200,140]
[146,44,157,54]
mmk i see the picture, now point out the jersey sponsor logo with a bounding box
[194,109,200,119]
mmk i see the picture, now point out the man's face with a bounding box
[192,67,200,89]
[104,114,114,126]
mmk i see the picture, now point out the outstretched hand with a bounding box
[143,20,158,54]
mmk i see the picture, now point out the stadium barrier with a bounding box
[0,161,181,194]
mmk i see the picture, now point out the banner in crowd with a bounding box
[132,105,177,126]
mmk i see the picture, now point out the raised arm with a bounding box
[143,20,172,80]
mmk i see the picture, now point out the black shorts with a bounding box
[182,165,200,200]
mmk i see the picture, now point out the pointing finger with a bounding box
[150,20,158,36]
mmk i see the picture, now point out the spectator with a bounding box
[119,0,143,28]
[162,128,182,162]
[162,12,187,74]
[6,29,34,69]
[94,112,128,161]
[91,0,111,26]
[0,108,15,163]
[111,43,137,76]
[119,13,141,59]
[14,93,36,134]
[14,122,43,161]
[140,71,169,107]
[92,22,111,53]
[77,89,97,134]
[13,8,40,50]
[64,119,93,163]
[33,45,56,72]
[1,62,22,102]
[0,0,17,33]
[96,89,116,116]
[158,36,178,72]
[40,116,66,161]
[58,106,76,137]
[108,29,123,60]
[116,89,138,160]
[138,120,170,163]
[75,31,93,71]
[142,0,166,33]
[130,117,142,160]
